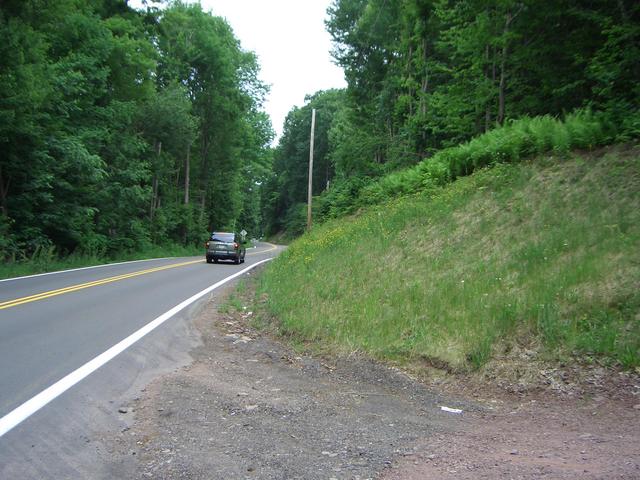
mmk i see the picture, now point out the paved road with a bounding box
[0,243,281,435]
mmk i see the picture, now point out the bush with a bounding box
[284,203,308,237]
[0,215,18,261]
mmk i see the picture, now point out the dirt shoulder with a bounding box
[107,269,639,479]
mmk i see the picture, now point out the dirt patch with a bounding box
[107,269,640,479]
[106,272,472,479]
[385,336,640,479]
[381,396,639,480]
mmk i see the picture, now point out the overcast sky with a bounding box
[131,0,347,141]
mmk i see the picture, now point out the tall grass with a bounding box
[261,145,640,370]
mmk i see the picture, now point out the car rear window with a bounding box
[211,232,234,243]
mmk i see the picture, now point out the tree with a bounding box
[0,0,272,258]
[156,2,268,232]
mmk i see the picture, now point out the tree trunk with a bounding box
[498,53,507,125]
[199,124,211,228]
[406,43,414,116]
[0,165,9,217]
[484,44,492,131]
[419,38,429,154]
[420,74,429,117]
[325,162,330,191]
[150,175,159,218]
[497,4,524,125]
[199,194,206,229]
[184,143,190,205]
[150,141,162,221]
[420,38,429,116]
[498,12,513,126]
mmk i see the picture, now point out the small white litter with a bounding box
[440,406,463,414]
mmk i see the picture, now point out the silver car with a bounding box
[205,232,246,264]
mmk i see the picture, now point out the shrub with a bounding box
[0,215,18,261]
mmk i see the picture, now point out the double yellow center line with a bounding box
[0,259,202,311]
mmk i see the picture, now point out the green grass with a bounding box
[0,243,203,280]
[261,145,640,370]
[218,280,247,314]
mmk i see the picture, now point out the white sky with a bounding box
[131,0,347,141]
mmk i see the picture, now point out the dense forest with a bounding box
[0,0,273,260]
[263,0,639,235]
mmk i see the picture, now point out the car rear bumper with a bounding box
[206,251,241,261]
[207,253,238,259]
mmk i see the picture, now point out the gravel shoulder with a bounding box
[106,269,640,479]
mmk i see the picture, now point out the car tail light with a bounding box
[234,242,239,249]
[205,241,210,248]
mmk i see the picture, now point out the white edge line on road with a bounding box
[0,258,273,438]
[0,243,278,284]
[0,257,174,284]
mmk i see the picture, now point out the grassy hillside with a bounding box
[260,144,640,370]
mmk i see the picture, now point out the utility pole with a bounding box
[307,108,316,232]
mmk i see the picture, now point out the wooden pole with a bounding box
[307,108,316,232]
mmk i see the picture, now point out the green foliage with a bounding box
[0,0,273,266]
[261,146,640,369]
[0,215,18,261]
[325,0,634,164]
[264,0,638,238]
[310,110,617,225]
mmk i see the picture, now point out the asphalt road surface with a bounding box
[0,242,282,477]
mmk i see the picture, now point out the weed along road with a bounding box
[0,243,281,475]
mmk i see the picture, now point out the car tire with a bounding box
[206,257,212,264]
[213,258,219,264]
